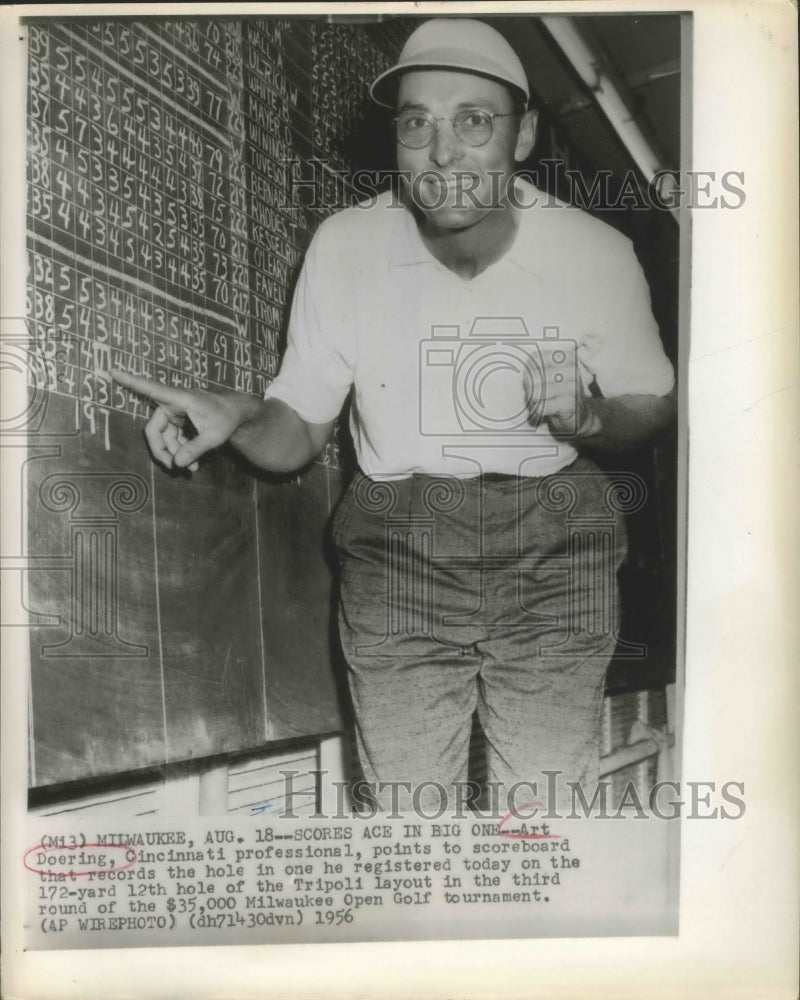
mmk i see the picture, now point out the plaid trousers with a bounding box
[332,455,629,813]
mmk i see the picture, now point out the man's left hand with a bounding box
[523,341,599,440]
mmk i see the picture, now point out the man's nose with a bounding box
[428,121,464,167]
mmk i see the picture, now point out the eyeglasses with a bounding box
[393,108,518,149]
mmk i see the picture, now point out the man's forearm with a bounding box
[228,396,328,472]
[573,392,676,452]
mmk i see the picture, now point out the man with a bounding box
[114,18,675,815]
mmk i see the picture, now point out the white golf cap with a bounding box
[370,18,530,108]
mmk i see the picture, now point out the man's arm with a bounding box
[229,394,333,471]
[111,371,332,473]
[528,345,676,452]
[565,390,677,452]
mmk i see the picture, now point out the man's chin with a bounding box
[417,205,489,231]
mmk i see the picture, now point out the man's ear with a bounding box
[514,109,538,163]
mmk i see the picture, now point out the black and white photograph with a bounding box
[1,2,797,998]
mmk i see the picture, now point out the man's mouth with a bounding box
[416,172,483,206]
[431,172,479,188]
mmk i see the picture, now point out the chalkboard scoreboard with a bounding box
[24,17,402,787]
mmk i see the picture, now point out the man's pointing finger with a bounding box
[111,369,188,407]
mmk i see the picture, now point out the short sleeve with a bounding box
[263,222,355,424]
[578,240,675,399]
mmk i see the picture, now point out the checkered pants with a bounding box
[332,456,630,813]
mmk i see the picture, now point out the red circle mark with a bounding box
[23,842,139,877]
[498,801,560,840]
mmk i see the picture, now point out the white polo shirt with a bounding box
[264,181,675,480]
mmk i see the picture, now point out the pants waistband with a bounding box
[357,455,592,488]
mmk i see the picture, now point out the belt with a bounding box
[479,473,521,483]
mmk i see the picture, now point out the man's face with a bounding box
[395,70,536,231]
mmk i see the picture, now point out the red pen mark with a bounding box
[498,801,560,840]
[24,843,138,877]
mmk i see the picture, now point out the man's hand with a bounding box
[523,342,597,440]
[111,370,260,472]
[522,344,676,451]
